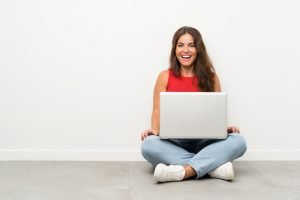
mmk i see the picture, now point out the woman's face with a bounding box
[175,33,197,68]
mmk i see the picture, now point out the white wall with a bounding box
[1,0,300,161]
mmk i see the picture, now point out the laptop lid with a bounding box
[160,92,227,139]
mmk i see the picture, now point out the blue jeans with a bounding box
[141,133,247,179]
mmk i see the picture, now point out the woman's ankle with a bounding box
[183,165,197,179]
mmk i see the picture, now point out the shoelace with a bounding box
[166,166,184,178]
[211,167,224,177]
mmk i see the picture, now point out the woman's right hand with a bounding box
[141,129,159,141]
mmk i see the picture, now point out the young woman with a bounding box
[140,26,247,183]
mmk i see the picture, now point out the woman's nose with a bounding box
[183,46,189,52]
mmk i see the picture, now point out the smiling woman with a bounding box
[140,26,247,183]
[170,27,216,92]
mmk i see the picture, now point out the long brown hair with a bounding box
[169,26,216,92]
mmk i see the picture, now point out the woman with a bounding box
[141,26,247,183]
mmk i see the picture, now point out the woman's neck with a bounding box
[180,66,194,77]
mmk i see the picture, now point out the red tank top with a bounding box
[167,70,201,92]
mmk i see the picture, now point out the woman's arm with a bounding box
[151,70,168,132]
[141,70,168,140]
[215,73,241,134]
[214,73,221,92]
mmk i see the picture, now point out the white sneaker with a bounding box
[208,162,234,181]
[154,163,185,182]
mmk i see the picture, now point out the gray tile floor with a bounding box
[0,161,299,200]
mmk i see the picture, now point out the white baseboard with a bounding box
[0,149,300,161]
[0,149,144,161]
[238,149,300,161]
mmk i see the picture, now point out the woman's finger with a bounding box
[141,131,147,141]
[141,130,150,141]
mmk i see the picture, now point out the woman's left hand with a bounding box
[227,126,240,134]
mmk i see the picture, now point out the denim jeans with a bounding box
[141,133,247,179]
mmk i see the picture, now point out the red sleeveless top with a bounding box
[166,70,201,92]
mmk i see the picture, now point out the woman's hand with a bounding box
[141,129,159,141]
[227,126,240,134]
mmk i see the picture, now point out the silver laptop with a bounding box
[160,92,227,139]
